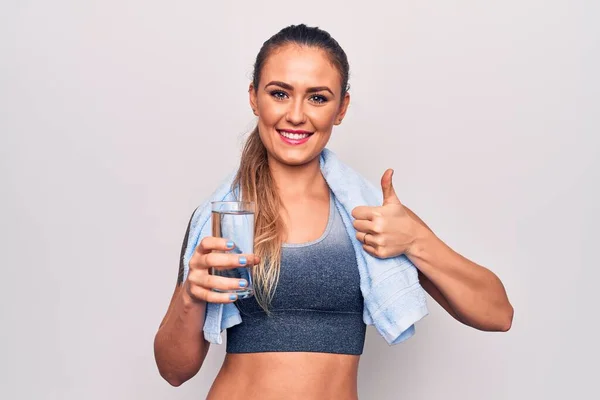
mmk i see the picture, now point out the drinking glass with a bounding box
[210,201,255,299]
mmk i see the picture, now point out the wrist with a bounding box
[180,281,206,312]
[407,221,437,260]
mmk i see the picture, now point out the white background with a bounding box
[1,1,598,399]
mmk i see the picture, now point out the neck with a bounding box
[267,154,327,199]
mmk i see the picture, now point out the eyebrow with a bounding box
[264,81,335,96]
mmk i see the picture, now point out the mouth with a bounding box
[276,129,314,145]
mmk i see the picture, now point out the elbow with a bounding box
[497,303,514,332]
[156,365,187,387]
[158,365,198,387]
[154,336,202,387]
[162,373,183,387]
[162,372,186,387]
[468,303,513,332]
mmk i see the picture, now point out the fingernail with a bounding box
[226,241,235,249]
[229,294,237,301]
[239,280,247,287]
[239,256,247,265]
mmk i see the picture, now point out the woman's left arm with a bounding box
[405,206,514,332]
[352,169,514,332]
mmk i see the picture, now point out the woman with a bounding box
[154,24,514,399]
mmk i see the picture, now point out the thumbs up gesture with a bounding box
[351,169,420,259]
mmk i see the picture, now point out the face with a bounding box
[249,44,350,168]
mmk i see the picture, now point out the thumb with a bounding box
[381,169,401,205]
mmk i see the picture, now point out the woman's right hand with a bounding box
[184,236,260,303]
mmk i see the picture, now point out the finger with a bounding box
[198,252,260,271]
[196,236,237,255]
[381,169,402,206]
[355,231,378,246]
[190,273,249,292]
[352,219,375,234]
[355,231,367,243]
[190,251,260,271]
[351,206,378,221]
[187,283,241,304]
[362,243,383,258]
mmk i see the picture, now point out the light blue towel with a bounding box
[182,148,429,345]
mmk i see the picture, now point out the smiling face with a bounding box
[249,44,350,168]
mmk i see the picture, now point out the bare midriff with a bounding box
[206,352,360,400]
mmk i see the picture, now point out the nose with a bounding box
[285,97,306,125]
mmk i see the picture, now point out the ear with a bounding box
[249,83,258,116]
[334,92,350,126]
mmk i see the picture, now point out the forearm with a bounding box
[408,227,513,331]
[154,284,209,386]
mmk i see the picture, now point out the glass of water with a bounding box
[210,201,255,299]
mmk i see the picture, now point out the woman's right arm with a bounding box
[153,212,259,387]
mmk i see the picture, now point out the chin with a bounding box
[273,149,321,167]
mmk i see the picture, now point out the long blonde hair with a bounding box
[231,127,285,313]
[232,24,350,313]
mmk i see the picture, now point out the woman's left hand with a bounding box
[351,169,422,259]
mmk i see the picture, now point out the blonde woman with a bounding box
[154,24,514,400]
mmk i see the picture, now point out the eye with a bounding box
[270,90,288,100]
[309,95,328,104]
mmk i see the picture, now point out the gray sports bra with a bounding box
[226,192,367,355]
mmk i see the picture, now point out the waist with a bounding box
[226,309,366,355]
[207,352,359,400]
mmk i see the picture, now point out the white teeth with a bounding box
[279,131,310,140]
